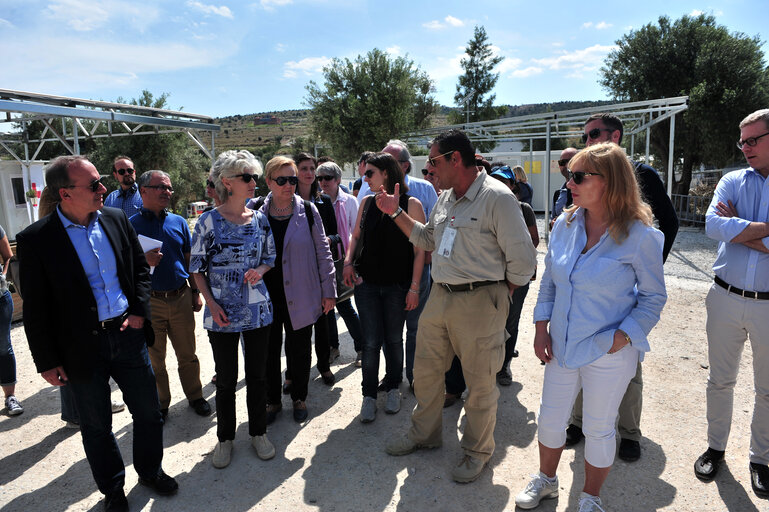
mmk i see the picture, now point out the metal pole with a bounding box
[73,117,80,155]
[645,114,651,163]
[544,122,552,243]
[667,115,675,196]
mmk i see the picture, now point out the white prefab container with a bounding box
[0,160,46,240]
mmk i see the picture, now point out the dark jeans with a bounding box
[355,281,407,398]
[445,356,466,396]
[208,326,270,441]
[60,383,79,423]
[0,291,16,386]
[314,314,331,374]
[404,266,430,385]
[66,325,163,495]
[502,283,530,371]
[267,299,313,404]
[326,299,363,353]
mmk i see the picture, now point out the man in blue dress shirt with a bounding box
[130,170,210,421]
[104,155,143,218]
[694,108,769,498]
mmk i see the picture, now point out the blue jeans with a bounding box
[0,291,16,386]
[66,325,164,494]
[355,281,408,398]
[326,299,363,353]
[445,356,466,395]
[405,266,431,385]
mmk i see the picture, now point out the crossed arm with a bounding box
[715,200,769,253]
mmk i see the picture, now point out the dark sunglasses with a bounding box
[581,128,614,144]
[427,150,454,167]
[115,168,135,175]
[232,173,257,183]
[568,169,602,184]
[421,169,435,178]
[66,176,105,192]
[736,131,769,150]
[206,179,215,188]
[364,169,377,179]
[557,159,571,167]
[144,184,174,193]
[316,175,335,182]
[272,176,298,186]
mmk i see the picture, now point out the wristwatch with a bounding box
[390,207,403,219]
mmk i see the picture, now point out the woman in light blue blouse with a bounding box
[191,150,276,469]
[515,143,667,512]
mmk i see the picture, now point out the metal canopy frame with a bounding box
[404,96,688,228]
[0,89,220,166]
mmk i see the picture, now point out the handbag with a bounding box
[351,196,372,275]
[328,234,354,302]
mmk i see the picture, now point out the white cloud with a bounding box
[582,21,612,30]
[43,0,161,32]
[275,43,287,52]
[510,66,542,78]
[497,56,523,74]
[283,56,331,79]
[582,22,593,29]
[532,44,616,73]
[424,51,464,81]
[187,1,234,19]
[259,0,292,11]
[690,9,703,16]
[423,15,465,30]
[0,18,15,29]
[386,45,401,56]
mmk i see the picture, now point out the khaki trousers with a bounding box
[408,282,508,462]
[148,287,203,409]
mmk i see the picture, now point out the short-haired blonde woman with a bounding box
[190,150,276,468]
[515,143,666,511]
[259,156,336,425]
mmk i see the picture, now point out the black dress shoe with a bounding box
[293,400,308,422]
[266,403,282,425]
[104,488,128,512]
[190,398,212,416]
[750,462,769,498]
[321,371,336,386]
[282,380,292,395]
[564,423,584,447]
[138,470,179,495]
[443,393,459,408]
[618,438,641,462]
[694,448,725,482]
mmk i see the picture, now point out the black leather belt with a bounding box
[437,280,500,293]
[714,276,769,300]
[151,284,187,298]
[99,311,128,330]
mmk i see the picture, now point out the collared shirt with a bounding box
[705,167,769,292]
[129,208,191,291]
[409,171,537,286]
[533,208,666,369]
[358,173,438,219]
[56,207,129,321]
[104,185,143,219]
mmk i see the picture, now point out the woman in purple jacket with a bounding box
[260,156,336,424]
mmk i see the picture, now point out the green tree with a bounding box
[449,25,506,152]
[600,14,769,194]
[305,48,437,163]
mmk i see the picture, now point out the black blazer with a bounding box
[16,207,152,378]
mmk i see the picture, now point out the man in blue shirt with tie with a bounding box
[104,155,143,218]
[695,108,769,498]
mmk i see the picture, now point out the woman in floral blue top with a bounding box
[191,150,276,469]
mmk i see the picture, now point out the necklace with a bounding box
[271,202,292,214]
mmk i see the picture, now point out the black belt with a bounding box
[151,284,187,298]
[99,311,129,330]
[437,280,500,293]
[714,276,769,300]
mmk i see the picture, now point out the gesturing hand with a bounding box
[374,184,400,216]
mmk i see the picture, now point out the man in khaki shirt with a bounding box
[376,129,537,483]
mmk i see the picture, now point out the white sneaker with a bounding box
[111,399,125,413]
[252,434,275,460]
[212,440,233,468]
[5,395,23,416]
[384,389,401,414]
[360,397,377,423]
[578,492,606,511]
[515,472,559,509]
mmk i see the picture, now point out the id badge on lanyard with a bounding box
[437,216,457,258]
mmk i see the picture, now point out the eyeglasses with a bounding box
[427,150,455,167]
[581,128,614,144]
[115,168,135,175]
[231,173,257,183]
[206,179,215,188]
[736,132,769,150]
[316,175,336,182]
[557,159,571,167]
[66,177,105,192]
[144,184,174,193]
[568,169,602,184]
[272,176,298,186]
[364,169,378,179]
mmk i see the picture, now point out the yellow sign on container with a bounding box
[524,161,542,174]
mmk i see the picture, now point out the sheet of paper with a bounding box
[137,235,162,275]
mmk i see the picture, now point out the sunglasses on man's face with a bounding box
[558,159,571,167]
[115,168,135,175]
[427,150,454,168]
[316,175,335,182]
[66,177,105,192]
[272,176,298,186]
[567,169,602,185]
[581,128,614,144]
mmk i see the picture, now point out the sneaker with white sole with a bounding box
[515,472,559,509]
[360,397,377,423]
[5,395,23,416]
[384,389,401,414]
[212,440,233,468]
[355,351,362,367]
[111,399,125,413]
[578,492,605,511]
[251,434,275,460]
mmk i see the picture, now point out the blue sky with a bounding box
[1,0,766,118]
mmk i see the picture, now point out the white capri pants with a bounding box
[538,344,639,468]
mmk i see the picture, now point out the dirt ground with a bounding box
[2,222,768,512]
